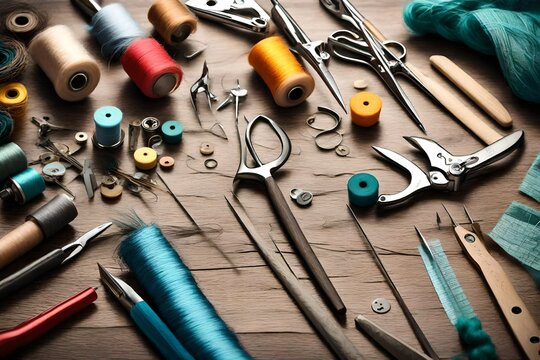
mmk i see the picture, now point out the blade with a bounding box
[98,263,142,309]
[62,222,112,263]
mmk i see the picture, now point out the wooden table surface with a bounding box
[0,0,538,359]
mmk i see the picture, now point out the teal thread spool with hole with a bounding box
[348,173,379,207]
[0,142,27,184]
[0,168,45,204]
[161,120,183,144]
[93,106,124,148]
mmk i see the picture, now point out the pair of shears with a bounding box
[270,0,347,112]
[321,0,433,132]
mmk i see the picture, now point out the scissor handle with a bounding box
[327,30,373,66]
[236,115,291,182]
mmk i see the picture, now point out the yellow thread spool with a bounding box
[148,0,197,46]
[134,147,158,170]
[350,92,382,127]
[248,36,315,107]
[0,83,28,122]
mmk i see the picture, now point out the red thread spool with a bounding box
[121,38,183,98]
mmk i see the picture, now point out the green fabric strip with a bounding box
[489,201,540,271]
[520,153,540,202]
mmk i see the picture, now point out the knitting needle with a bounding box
[347,205,439,360]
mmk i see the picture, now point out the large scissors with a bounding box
[322,0,433,132]
[235,115,346,315]
[270,0,346,112]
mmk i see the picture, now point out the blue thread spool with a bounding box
[89,3,146,61]
[93,106,125,149]
[0,142,27,184]
[348,173,379,207]
[0,168,45,204]
[161,120,183,144]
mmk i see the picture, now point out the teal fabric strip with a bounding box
[489,201,540,271]
[418,240,476,325]
[520,154,540,202]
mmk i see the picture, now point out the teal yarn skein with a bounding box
[0,108,13,145]
[117,214,253,360]
[455,316,497,360]
[403,0,540,104]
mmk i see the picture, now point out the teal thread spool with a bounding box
[0,142,27,184]
[0,168,45,204]
[348,173,379,207]
[93,105,124,149]
[0,108,13,145]
[161,120,183,144]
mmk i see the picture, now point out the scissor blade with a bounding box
[62,222,112,262]
[98,263,142,309]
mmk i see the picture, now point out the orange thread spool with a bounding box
[248,36,314,107]
[350,92,382,127]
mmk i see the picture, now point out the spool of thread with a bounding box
[134,147,158,170]
[0,2,48,42]
[117,215,253,360]
[161,120,183,144]
[0,194,78,269]
[0,36,28,83]
[350,92,382,127]
[0,142,27,184]
[0,168,46,204]
[0,107,13,145]
[348,173,379,207]
[89,3,146,61]
[248,36,315,107]
[28,25,101,102]
[93,106,124,148]
[0,82,28,122]
[121,38,183,98]
[148,0,197,46]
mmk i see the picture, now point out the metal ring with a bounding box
[204,158,218,169]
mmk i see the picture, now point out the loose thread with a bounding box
[0,35,28,82]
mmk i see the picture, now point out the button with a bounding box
[100,184,123,199]
[335,145,350,157]
[353,79,368,90]
[290,188,313,206]
[43,162,66,177]
[159,156,175,169]
[200,142,214,155]
[371,298,391,314]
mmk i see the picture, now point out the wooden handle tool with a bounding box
[430,55,512,127]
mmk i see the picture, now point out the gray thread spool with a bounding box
[0,142,28,184]
[27,193,78,238]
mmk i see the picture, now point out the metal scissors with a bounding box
[321,0,434,132]
[270,0,346,112]
[0,222,112,299]
[373,130,524,207]
[235,115,346,315]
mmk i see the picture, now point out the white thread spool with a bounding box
[28,25,101,102]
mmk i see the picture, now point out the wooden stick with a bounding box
[225,194,364,360]
[452,225,540,359]
[430,55,512,128]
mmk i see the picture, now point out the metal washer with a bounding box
[336,145,350,157]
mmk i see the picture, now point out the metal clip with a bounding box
[186,0,270,33]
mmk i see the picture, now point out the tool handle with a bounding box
[0,287,97,357]
[454,226,540,359]
[0,249,65,299]
[355,315,431,360]
[429,55,512,127]
[0,221,44,270]
[130,301,194,360]
[264,176,346,315]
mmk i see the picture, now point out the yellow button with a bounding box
[134,147,158,170]
[350,92,382,127]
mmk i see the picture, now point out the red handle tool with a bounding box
[0,287,97,357]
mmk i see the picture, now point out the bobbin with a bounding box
[141,117,161,144]
[148,0,197,45]
[0,168,45,204]
[93,106,125,149]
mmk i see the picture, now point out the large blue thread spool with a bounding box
[93,105,125,149]
[0,168,46,204]
[0,142,27,184]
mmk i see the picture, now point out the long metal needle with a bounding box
[347,205,439,360]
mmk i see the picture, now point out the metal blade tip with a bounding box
[441,203,458,226]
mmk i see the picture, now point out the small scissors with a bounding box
[270,0,346,112]
[322,0,433,132]
[374,130,524,207]
[235,115,346,315]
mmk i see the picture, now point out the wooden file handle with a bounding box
[430,55,512,128]
[454,226,540,360]
[0,221,44,270]
[264,176,346,315]
[363,22,502,145]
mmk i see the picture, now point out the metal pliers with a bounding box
[374,130,524,206]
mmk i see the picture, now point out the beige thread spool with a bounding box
[28,25,101,102]
[0,194,78,269]
[148,0,197,46]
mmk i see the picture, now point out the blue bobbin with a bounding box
[93,106,125,149]
[161,120,183,144]
[348,173,379,207]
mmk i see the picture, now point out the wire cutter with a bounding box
[270,0,347,112]
[98,264,194,360]
[321,0,434,132]
[373,130,524,207]
[0,222,112,299]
